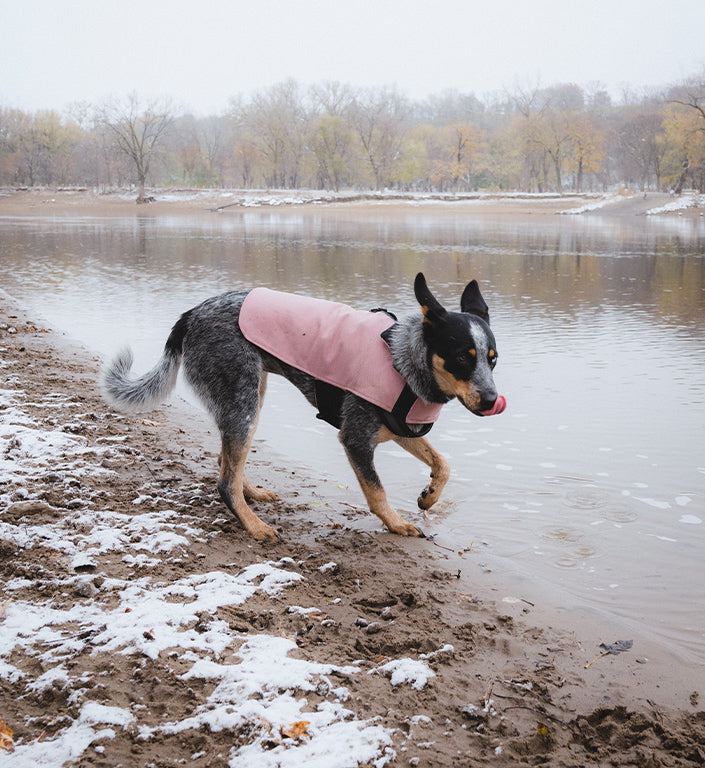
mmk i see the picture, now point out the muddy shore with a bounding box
[1,192,705,766]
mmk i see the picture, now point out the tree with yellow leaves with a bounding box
[569,114,605,192]
[442,123,485,192]
[666,72,705,192]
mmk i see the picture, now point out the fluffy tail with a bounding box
[102,312,189,413]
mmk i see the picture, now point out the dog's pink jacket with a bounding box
[239,288,442,425]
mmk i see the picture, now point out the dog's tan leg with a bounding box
[240,375,278,504]
[218,438,278,541]
[341,425,422,536]
[392,435,450,510]
[351,468,423,536]
[217,375,278,542]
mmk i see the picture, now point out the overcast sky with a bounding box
[2,0,704,114]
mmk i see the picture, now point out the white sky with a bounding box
[2,0,704,114]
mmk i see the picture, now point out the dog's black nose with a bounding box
[479,395,498,412]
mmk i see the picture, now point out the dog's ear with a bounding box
[414,273,447,325]
[461,279,490,323]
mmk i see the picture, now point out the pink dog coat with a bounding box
[239,287,442,429]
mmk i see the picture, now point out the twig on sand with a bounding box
[484,679,495,710]
[584,650,611,669]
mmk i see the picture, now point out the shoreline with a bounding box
[2,289,704,764]
[1,185,704,220]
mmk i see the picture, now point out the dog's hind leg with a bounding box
[218,437,278,541]
[218,432,278,541]
[239,376,278,504]
[339,420,423,537]
[216,375,278,542]
[391,435,450,510]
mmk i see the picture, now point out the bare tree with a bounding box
[309,82,356,191]
[96,93,174,201]
[668,72,705,121]
[246,80,309,188]
[614,108,667,190]
[350,87,409,189]
[310,80,355,117]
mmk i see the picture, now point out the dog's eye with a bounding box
[456,348,476,364]
[489,351,498,368]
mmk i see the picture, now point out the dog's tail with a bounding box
[102,311,190,413]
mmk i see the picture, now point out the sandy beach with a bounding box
[2,189,705,766]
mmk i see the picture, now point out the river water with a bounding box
[2,207,704,662]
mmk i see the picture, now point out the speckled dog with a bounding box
[102,273,505,541]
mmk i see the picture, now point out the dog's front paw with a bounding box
[389,520,425,537]
[417,485,439,510]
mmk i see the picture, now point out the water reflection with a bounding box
[1,210,704,661]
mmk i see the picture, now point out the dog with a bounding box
[102,273,505,542]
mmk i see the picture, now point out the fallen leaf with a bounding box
[599,639,633,655]
[585,639,634,668]
[280,720,310,740]
[0,719,14,752]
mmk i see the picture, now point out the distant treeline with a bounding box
[1,74,704,196]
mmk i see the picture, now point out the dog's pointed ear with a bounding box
[461,279,490,323]
[414,272,447,325]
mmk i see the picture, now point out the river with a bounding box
[2,205,704,662]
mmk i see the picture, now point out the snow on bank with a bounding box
[2,563,395,768]
[146,635,393,768]
[0,375,417,767]
[558,194,636,214]
[2,702,135,767]
[646,193,705,215]
[106,186,596,210]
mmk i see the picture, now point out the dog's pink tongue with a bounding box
[480,395,506,417]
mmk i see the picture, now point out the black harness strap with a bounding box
[314,380,345,429]
[377,384,434,438]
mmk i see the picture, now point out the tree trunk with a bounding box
[136,172,147,203]
[576,158,584,193]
